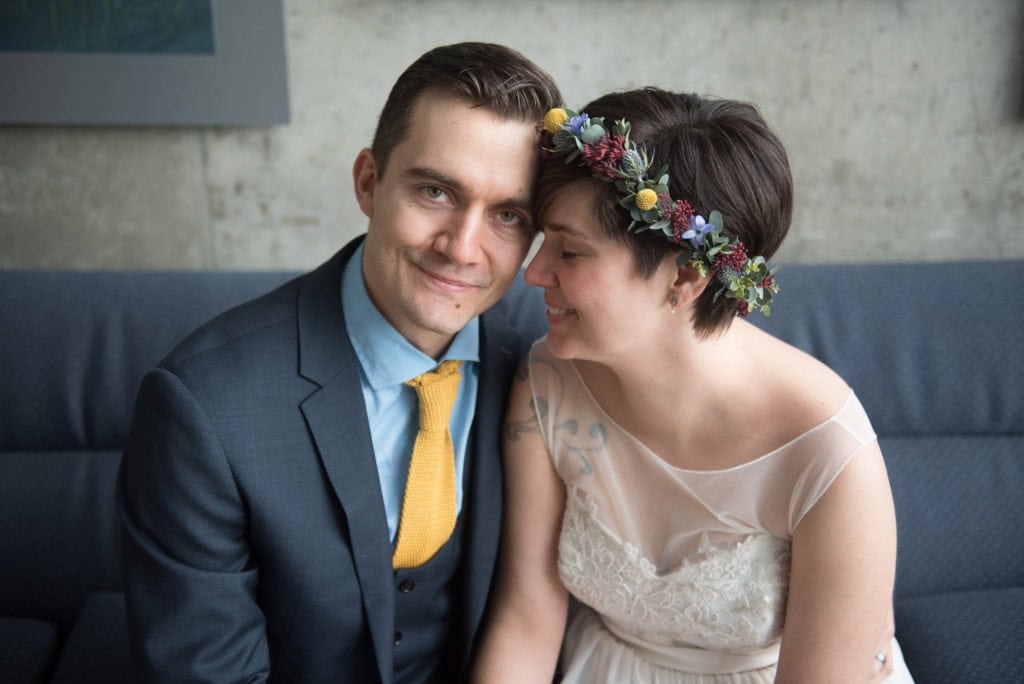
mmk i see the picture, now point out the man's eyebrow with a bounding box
[403,166,532,211]
[404,166,462,190]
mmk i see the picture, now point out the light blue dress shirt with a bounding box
[341,243,480,542]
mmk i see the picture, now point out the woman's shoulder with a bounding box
[523,335,582,399]
[742,323,853,435]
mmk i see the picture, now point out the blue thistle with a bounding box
[620,149,647,180]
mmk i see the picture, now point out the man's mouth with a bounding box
[418,264,479,292]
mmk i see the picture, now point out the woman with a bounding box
[472,88,913,682]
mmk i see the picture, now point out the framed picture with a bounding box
[0,0,289,126]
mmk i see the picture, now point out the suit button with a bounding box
[399,579,415,593]
[394,630,403,645]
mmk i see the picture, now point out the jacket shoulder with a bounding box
[161,274,304,370]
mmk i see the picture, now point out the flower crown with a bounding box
[542,107,778,317]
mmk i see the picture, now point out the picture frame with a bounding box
[0,0,289,126]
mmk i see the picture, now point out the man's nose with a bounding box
[435,209,484,264]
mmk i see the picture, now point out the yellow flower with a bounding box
[635,188,658,211]
[544,108,569,134]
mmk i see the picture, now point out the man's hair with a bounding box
[370,42,562,178]
[536,87,793,336]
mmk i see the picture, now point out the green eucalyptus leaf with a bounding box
[581,124,606,144]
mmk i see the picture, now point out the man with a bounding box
[117,42,561,683]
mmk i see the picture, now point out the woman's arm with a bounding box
[471,367,569,683]
[775,440,899,683]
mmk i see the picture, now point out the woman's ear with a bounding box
[352,148,377,219]
[669,261,712,310]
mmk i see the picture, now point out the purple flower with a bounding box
[567,113,590,136]
[681,215,714,247]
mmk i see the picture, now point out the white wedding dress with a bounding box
[525,339,914,683]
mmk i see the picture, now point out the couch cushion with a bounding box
[49,592,132,683]
[754,261,1024,438]
[0,616,59,684]
[882,436,1024,596]
[895,587,1024,683]
[0,270,298,450]
[0,450,122,627]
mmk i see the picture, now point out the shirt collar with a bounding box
[342,242,480,389]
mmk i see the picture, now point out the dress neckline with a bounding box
[567,359,856,475]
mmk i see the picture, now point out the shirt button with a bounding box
[399,579,415,593]
[394,630,403,645]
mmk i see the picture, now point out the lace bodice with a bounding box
[559,486,790,654]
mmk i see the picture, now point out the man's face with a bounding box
[353,88,539,358]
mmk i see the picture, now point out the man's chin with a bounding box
[404,300,478,338]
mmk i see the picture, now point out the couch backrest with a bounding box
[0,270,298,628]
[753,260,1024,597]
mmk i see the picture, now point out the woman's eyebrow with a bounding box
[543,221,593,240]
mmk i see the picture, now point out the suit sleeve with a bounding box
[117,368,270,683]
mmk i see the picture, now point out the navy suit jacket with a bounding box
[117,238,547,683]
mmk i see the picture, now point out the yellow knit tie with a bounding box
[392,360,462,569]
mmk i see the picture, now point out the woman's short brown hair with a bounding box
[536,87,793,336]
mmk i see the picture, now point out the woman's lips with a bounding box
[545,304,577,323]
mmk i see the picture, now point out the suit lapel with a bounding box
[296,241,395,684]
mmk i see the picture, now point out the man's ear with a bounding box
[352,148,377,219]
[670,261,712,309]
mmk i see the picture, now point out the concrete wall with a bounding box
[1,0,1022,270]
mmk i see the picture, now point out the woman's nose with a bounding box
[524,245,555,288]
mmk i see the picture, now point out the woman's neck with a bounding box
[574,320,758,457]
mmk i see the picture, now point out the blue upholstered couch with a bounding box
[1,261,1021,683]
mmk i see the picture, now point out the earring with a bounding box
[670,293,680,314]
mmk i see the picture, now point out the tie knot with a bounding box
[406,360,463,433]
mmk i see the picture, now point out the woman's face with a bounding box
[525,183,674,362]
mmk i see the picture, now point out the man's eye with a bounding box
[497,210,523,226]
[421,186,446,200]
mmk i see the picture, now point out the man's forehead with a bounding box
[395,99,538,181]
